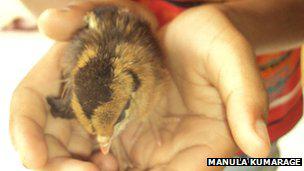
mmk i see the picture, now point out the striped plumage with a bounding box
[47,5,166,157]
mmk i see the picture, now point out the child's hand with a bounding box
[10,42,120,170]
[9,2,134,170]
[159,5,270,157]
[10,1,273,170]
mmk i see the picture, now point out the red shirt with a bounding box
[136,0,303,143]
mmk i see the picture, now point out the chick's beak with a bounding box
[97,136,111,155]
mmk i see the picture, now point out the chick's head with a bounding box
[71,44,161,153]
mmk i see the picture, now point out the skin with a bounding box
[10,0,304,170]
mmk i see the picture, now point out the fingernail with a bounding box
[255,119,270,144]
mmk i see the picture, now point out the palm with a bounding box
[11,43,105,170]
[119,6,272,169]
[118,75,237,171]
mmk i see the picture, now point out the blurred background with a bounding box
[0,0,303,170]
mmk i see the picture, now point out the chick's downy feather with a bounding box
[47,5,165,141]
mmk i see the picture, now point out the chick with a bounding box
[46,5,166,168]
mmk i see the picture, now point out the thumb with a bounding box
[208,33,271,157]
[37,0,158,41]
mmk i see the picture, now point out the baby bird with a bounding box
[46,5,166,169]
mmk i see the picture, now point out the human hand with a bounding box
[9,42,122,170]
[115,5,271,170]
[158,5,270,158]
[10,1,148,171]
[10,1,270,171]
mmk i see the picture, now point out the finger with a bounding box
[91,152,118,171]
[67,121,93,158]
[10,88,47,169]
[38,0,158,41]
[9,43,67,168]
[42,134,99,171]
[45,134,70,159]
[44,113,72,148]
[42,158,99,171]
[206,33,270,157]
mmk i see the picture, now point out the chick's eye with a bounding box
[116,110,126,124]
[115,99,131,125]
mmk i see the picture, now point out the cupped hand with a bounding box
[10,42,119,171]
[10,1,270,171]
[158,5,270,158]
[115,5,271,170]
[9,1,157,170]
